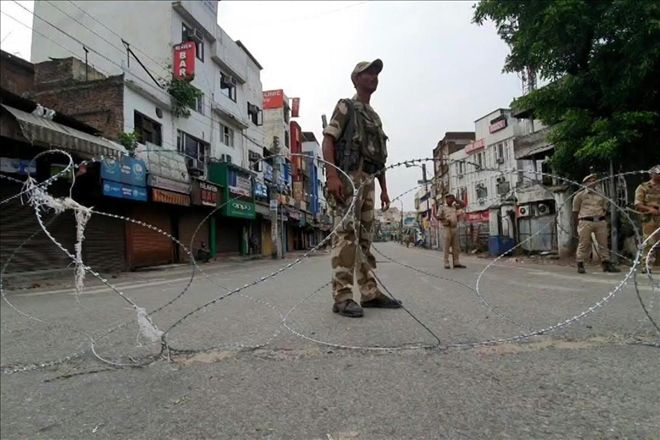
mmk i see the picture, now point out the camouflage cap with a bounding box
[351,59,383,81]
[650,165,660,175]
[582,173,598,183]
[444,193,455,198]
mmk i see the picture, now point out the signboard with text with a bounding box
[291,97,300,117]
[101,156,146,187]
[228,170,252,198]
[225,199,256,219]
[465,138,485,154]
[489,119,507,134]
[173,42,196,79]
[192,179,221,207]
[152,188,191,206]
[263,89,284,109]
[103,180,147,202]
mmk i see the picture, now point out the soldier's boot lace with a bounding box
[332,299,364,318]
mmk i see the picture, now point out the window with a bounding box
[182,22,204,62]
[176,130,210,168]
[283,105,290,123]
[196,94,205,115]
[284,130,290,149]
[476,152,483,169]
[220,123,234,148]
[134,111,162,146]
[247,102,263,126]
[457,160,465,175]
[476,182,488,200]
[220,73,237,102]
[497,143,504,162]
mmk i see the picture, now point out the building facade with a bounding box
[29,0,267,261]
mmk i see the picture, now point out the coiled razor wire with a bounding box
[1,151,658,374]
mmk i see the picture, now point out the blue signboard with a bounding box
[254,182,268,198]
[102,180,147,202]
[263,163,273,182]
[101,156,147,188]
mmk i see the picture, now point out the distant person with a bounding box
[572,173,620,274]
[436,194,466,269]
[322,58,402,318]
[634,165,660,273]
[197,241,211,263]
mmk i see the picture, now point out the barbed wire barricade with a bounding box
[1,151,658,376]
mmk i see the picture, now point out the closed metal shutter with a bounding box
[0,182,76,274]
[216,216,242,255]
[177,211,210,262]
[261,220,272,256]
[82,203,127,274]
[127,205,173,269]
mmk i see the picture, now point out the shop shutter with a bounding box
[127,205,173,269]
[81,203,127,274]
[177,211,210,262]
[0,182,76,274]
[216,216,242,255]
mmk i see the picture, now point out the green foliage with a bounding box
[473,0,660,180]
[118,131,139,156]
[164,75,203,119]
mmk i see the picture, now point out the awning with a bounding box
[2,104,126,159]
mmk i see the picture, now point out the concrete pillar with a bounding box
[554,188,573,258]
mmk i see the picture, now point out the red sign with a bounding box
[489,119,507,133]
[465,138,485,154]
[263,89,284,109]
[173,42,196,79]
[466,211,490,222]
[291,97,300,117]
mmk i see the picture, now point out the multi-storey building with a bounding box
[432,132,475,200]
[29,0,268,262]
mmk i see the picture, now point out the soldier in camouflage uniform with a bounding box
[634,165,660,273]
[322,59,402,318]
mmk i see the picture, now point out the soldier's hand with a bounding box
[649,208,660,216]
[380,191,391,211]
[327,175,345,204]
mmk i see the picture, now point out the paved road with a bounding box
[1,243,658,439]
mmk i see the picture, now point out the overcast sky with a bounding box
[0,1,522,210]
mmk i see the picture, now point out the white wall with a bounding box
[32,0,263,172]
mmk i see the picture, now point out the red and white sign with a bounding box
[173,42,196,79]
[466,211,490,222]
[263,89,284,109]
[465,138,485,154]
[489,119,507,134]
[291,97,300,117]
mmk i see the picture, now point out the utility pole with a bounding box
[609,160,618,264]
[270,136,282,259]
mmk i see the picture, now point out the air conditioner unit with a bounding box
[187,28,204,44]
[458,173,464,179]
[496,157,505,164]
[537,202,552,216]
[248,151,261,162]
[221,75,237,89]
[517,204,532,218]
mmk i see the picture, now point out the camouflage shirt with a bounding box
[322,95,388,166]
[635,180,660,209]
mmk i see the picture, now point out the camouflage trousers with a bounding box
[330,170,379,304]
[641,218,660,266]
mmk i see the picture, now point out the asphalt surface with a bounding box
[1,242,659,439]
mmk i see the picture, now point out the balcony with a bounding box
[211,28,248,84]
[172,1,218,43]
[211,96,248,129]
[514,126,554,160]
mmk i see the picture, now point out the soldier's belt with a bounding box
[579,216,606,222]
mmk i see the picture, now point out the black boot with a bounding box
[361,295,403,309]
[577,262,586,274]
[602,261,621,273]
[332,299,364,317]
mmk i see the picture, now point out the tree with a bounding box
[473,0,660,180]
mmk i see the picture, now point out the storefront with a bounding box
[208,162,256,257]
[128,150,192,269]
[178,178,222,262]
[95,155,148,272]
